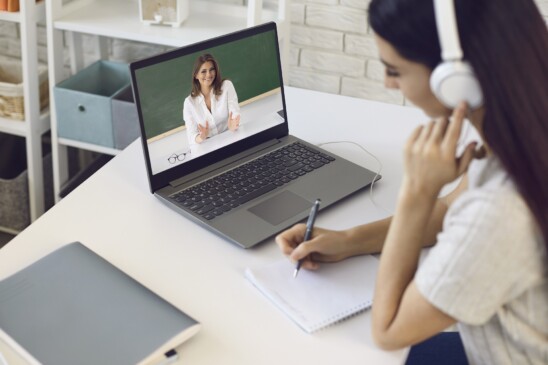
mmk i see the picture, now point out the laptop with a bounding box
[129,22,379,248]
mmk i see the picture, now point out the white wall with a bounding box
[0,0,547,106]
[287,0,548,105]
[288,0,405,104]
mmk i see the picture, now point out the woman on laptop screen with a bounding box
[183,53,241,146]
[276,0,548,363]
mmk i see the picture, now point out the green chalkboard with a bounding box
[135,30,281,141]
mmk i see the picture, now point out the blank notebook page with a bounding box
[245,255,379,333]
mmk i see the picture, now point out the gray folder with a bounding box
[0,242,200,365]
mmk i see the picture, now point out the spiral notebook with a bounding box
[245,255,379,333]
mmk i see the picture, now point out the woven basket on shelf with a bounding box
[0,60,49,121]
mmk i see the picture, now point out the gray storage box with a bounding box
[54,60,130,148]
[112,86,140,150]
[0,154,53,232]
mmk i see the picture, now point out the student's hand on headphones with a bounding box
[197,121,209,142]
[228,112,240,131]
[276,224,354,270]
[402,101,477,198]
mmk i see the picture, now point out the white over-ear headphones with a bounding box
[430,0,483,109]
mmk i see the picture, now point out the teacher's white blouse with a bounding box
[183,80,240,146]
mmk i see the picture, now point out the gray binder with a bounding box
[0,242,200,365]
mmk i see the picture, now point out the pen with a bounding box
[293,199,321,279]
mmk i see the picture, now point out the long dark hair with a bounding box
[369,0,548,247]
[190,53,224,98]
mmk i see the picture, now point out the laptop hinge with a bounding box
[169,138,281,188]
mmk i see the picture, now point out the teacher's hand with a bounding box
[196,121,209,143]
[228,112,240,131]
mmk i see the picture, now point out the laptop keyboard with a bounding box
[169,142,335,220]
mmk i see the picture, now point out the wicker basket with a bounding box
[0,60,49,121]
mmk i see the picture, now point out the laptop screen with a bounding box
[130,23,288,192]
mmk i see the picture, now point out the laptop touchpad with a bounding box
[248,191,311,226]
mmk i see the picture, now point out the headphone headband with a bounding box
[430,0,483,109]
[433,0,463,61]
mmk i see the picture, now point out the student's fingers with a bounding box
[276,238,293,256]
[405,125,425,153]
[290,241,313,261]
[456,142,477,176]
[430,117,449,143]
[417,120,435,146]
[290,242,321,271]
[444,102,467,151]
[277,225,333,271]
[474,145,487,159]
[299,258,320,270]
[289,233,329,261]
[275,224,307,255]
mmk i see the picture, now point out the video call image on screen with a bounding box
[134,30,285,175]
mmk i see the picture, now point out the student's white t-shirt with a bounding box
[415,156,548,365]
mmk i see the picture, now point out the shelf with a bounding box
[38,109,50,134]
[0,110,50,137]
[0,1,45,23]
[0,0,52,228]
[58,137,121,156]
[0,116,26,136]
[53,0,280,47]
[0,225,20,235]
[0,10,21,23]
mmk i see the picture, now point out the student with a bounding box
[183,53,241,145]
[276,0,548,363]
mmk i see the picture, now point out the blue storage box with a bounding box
[54,60,130,148]
[111,86,140,150]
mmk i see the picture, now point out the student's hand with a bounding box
[196,121,209,143]
[276,224,354,270]
[402,102,477,198]
[228,112,240,131]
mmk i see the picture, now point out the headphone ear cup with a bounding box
[430,61,483,109]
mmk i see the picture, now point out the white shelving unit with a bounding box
[0,0,50,233]
[46,0,290,202]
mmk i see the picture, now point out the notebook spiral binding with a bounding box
[309,301,373,333]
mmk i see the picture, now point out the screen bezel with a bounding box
[129,22,288,193]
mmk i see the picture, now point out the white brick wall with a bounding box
[340,0,371,9]
[538,0,548,16]
[291,25,343,50]
[288,0,548,105]
[288,67,340,93]
[301,49,365,76]
[306,4,367,34]
[1,0,547,106]
[341,76,403,104]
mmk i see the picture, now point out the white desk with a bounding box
[0,87,428,365]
